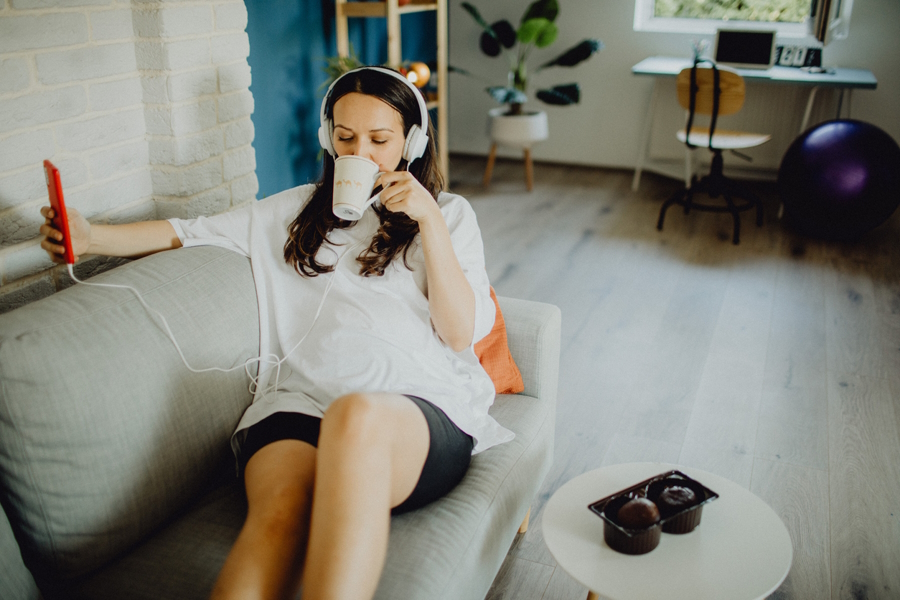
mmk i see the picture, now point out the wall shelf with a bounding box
[334,0,449,183]
[339,2,439,18]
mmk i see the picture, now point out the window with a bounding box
[634,0,853,43]
[655,0,808,23]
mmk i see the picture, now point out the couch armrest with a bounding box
[1,501,40,600]
[496,296,561,404]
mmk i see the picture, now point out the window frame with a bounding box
[633,0,820,41]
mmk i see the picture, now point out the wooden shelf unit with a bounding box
[334,0,449,182]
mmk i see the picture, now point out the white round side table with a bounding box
[542,462,792,600]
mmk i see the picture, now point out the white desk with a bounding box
[542,463,793,600]
[631,56,878,191]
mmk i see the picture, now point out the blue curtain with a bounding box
[244,0,437,199]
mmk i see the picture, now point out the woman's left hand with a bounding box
[376,171,441,225]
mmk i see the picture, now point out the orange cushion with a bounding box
[475,287,524,395]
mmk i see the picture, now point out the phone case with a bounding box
[43,160,75,265]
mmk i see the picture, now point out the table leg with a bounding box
[631,80,659,192]
[483,144,497,187]
[524,148,534,191]
[837,89,853,119]
[800,86,819,134]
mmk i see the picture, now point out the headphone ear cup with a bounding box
[403,124,429,163]
[318,124,335,156]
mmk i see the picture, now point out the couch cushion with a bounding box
[65,391,553,600]
[474,287,524,395]
[0,247,259,584]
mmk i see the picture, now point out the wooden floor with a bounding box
[445,155,900,600]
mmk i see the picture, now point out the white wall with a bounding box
[449,0,900,177]
[0,0,258,312]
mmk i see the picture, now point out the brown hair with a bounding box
[284,68,444,277]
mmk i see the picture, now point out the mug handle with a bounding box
[364,172,388,210]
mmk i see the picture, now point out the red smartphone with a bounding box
[43,160,75,265]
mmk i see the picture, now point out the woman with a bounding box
[39,66,512,600]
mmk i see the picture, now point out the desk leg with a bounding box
[800,86,820,134]
[839,89,853,119]
[632,80,659,192]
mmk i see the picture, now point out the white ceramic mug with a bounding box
[332,155,384,221]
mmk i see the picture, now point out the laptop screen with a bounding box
[715,30,776,69]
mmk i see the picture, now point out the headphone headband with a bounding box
[318,66,430,164]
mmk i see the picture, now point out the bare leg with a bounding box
[302,393,430,600]
[210,440,317,600]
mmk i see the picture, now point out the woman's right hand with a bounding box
[40,206,91,264]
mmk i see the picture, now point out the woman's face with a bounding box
[331,92,406,172]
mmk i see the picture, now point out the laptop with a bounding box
[714,29,777,69]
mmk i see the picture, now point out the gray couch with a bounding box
[0,246,560,600]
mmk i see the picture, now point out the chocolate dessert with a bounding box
[657,485,697,514]
[589,469,720,552]
[616,497,660,529]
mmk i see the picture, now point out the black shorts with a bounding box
[238,395,474,514]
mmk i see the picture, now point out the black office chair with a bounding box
[657,61,771,244]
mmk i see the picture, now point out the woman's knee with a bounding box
[321,393,387,448]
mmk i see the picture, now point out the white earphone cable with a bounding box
[66,237,365,401]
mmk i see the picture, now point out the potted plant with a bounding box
[456,0,602,150]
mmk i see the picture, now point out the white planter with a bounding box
[488,107,549,149]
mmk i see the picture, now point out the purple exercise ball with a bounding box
[778,119,900,241]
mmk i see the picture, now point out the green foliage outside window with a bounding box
[654,0,808,23]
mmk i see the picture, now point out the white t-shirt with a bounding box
[168,184,514,455]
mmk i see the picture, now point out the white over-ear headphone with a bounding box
[318,66,430,165]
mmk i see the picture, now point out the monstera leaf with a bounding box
[461,2,495,36]
[521,0,559,24]
[536,83,580,105]
[492,20,517,49]
[538,39,604,70]
[487,86,529,105]
[480,32,501,57]
[517,18,558,48]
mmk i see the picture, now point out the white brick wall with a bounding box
[0,0,258,313]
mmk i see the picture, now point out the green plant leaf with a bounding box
[321,48,364,89]
[517,18,551,45]
[461,2,496,37]
[448,65,475,77]
[521,0,559,24]
[536,83,580,105]
[491,19,517,49]
[537,39,603,70]
[486,86,529,105]
[480,31,501,56]
[535,21,558,48]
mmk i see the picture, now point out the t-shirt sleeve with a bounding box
[440,193,495,345]
[167,185,316,258]
[168,203,255,258]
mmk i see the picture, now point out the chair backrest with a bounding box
[676,65,746,116]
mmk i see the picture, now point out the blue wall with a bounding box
[244,0,437,199]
